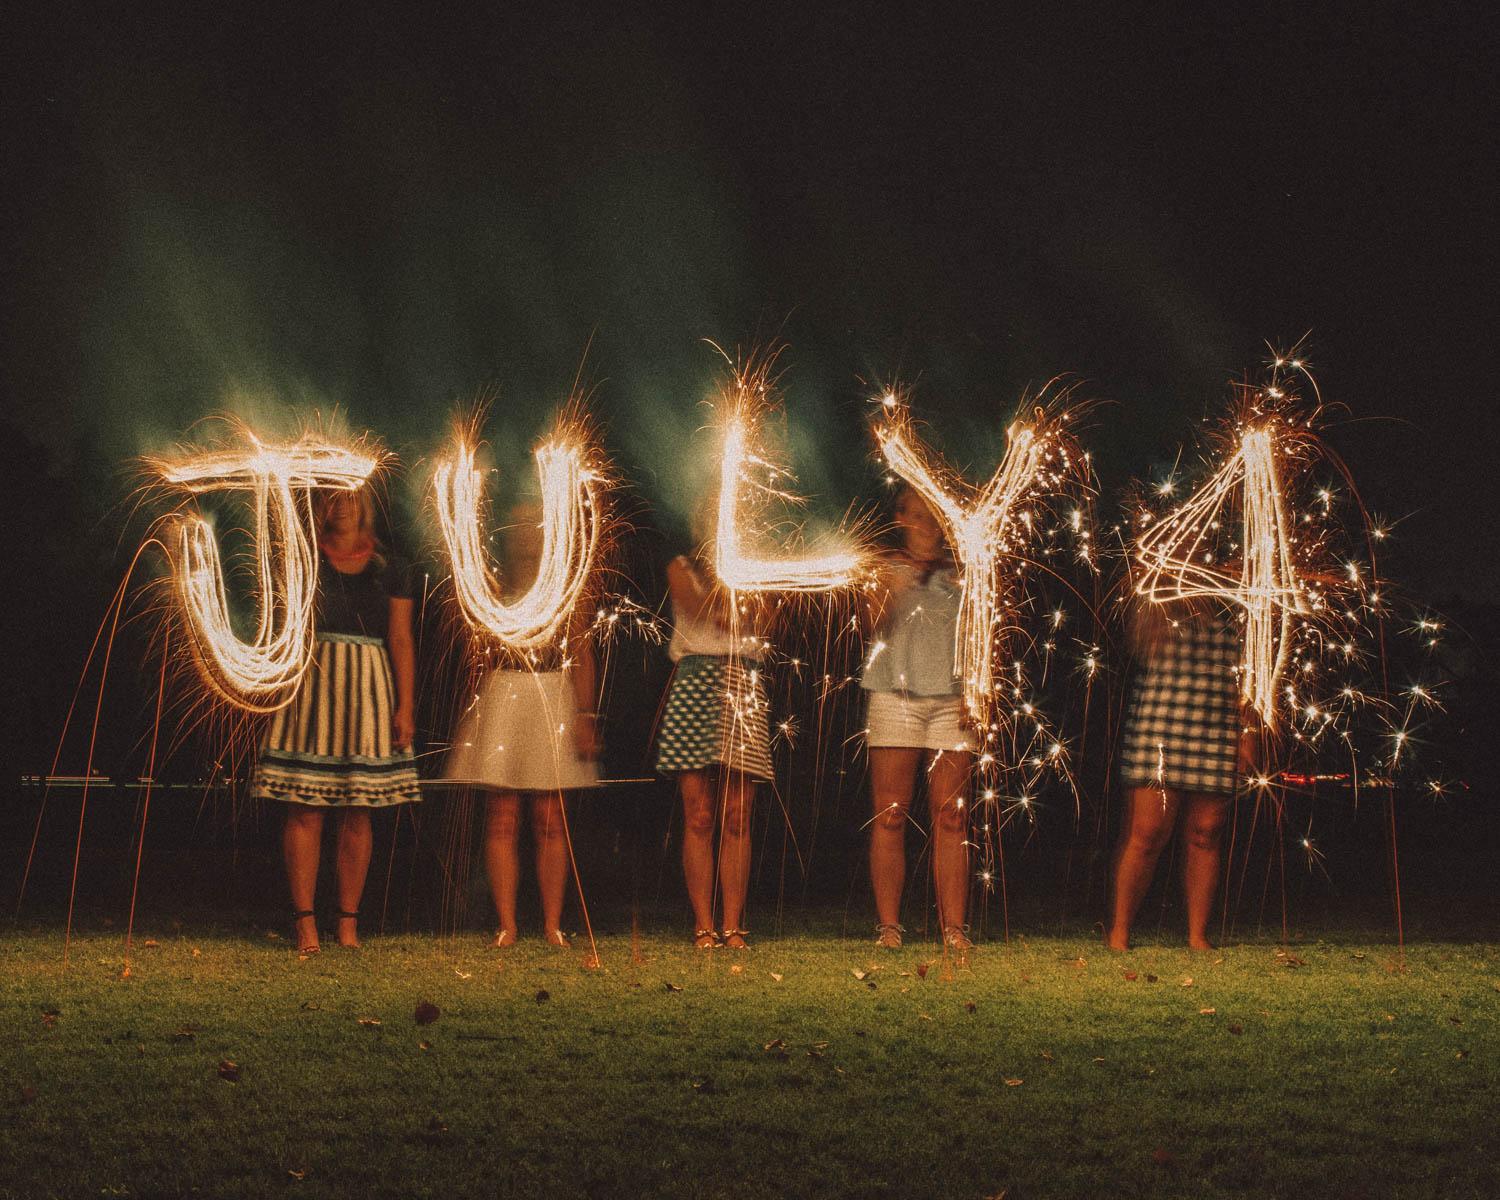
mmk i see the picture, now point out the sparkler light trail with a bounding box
[151,429,379,712]
[1133,421,1308,727]
[433,420,607,651]
[875,395,1084,724]
[712,356,870,595]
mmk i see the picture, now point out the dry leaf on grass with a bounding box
[1123,970,1138,982]
[287,1168,308,1181]
[1179,976,1194,988]
[535,990,551,1003]
[1152,1148,1175,1167]
[1040,1050,1054,1062]
[1003,1078,1023,1087]
[916,962,930,979]
[357,1016,382,1027]
[964,1001,977,1013]
[769,972,783,983]
[1228,1023,1244,1035]
[1199,1007,1216,1016]
[18,1085,37,1104]
[662,982,682,993]
[217,1060,240,1082]
[414,1002,441,1026]
[729,964,743,975]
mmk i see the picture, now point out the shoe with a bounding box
[292,909,319,955]
[943,925,974,953]
[722,927,750,950]
[874,923,905,949]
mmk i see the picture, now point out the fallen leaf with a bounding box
[762,1038,787,1051]
[18,1085,37,1104]
[1003,1078,1023,1087]
[1123,970,1138,981]
[662,982,682,993]
[418,1041,431,1052]
[1352,952,1366,961]
[1040,1050,1054,1062]
[1179,976,1195,988]
[142,939,160,949]
[1199,1007,1217,1016]
[1092,1056,1106,1063]
[454,969,472,980]
[1456,1050,1469,1059]
[851,968,870,981]
[806,1046,824,1059]
[915,962,930,979]
[190,947,201,957]
[266,930,281,941]
[217,1059,240,1082]
[535,990,551,1004]
[964,1001,977,1014]
[729,964,743,975]
[1448,1016,1464,1026]
[919,1012,933,1021]
[1144,973,1158,983]
[1070,956,1087,969]
[172,1025,198,1041]
[300,1001,320,1011]
[769,972,783,983]
[1152,1147,1175,1167]
[1228,1023,1244,1035]
[287,1168,307,1181]
[414,1002,441,1026]
[692,1076,717,1093]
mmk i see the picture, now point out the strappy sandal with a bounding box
[492,929,518,948]
[544,929,572,948]
[874,922,905,950]
[292,909,319,955]
[693,928,721,950]
[721,927,750,950]
[942,925,974,953]
[335,909,361,949]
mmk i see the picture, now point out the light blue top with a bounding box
[860,561,963,697]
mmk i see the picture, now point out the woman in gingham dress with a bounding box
[655,543,773,950]
[1107,595,1255,952]
[251,487,421,953]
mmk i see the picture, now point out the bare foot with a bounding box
[335,915,360,949]
[293,914,320,955]
[1187,937,1216,952]
[1104,928,1130,952]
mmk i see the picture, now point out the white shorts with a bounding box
[864,691,977,753]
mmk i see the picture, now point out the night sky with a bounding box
[2,7,1495,769]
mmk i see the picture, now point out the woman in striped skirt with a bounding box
[656,547,773,949]
[251,487,422,953]
[1107,595,1255,952]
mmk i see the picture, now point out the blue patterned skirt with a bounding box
[654,654,774,782]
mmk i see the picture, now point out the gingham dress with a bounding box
[654,654,774,782]
[1119,615,1243,797]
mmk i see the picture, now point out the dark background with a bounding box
[2,6,1495,937]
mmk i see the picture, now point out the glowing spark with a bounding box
[152,431,379,712]
[1134,423,1307,728]
[434,425,604,651]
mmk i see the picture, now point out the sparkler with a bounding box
[433,421,606,651]
[151,430,379,712]
[711,357,868,595]
[1133,421,1308,727]
[875,396,1083,724]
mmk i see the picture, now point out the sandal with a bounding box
[335,910,361,949]
[492,929,518,948]
[874,922,905,950]
[292,909,319,955]
[942,925,974,953]
[722,927,750,950]
[544,929,572,948]
[693,928,721,950]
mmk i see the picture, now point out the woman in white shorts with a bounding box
[444,505,600,948]
[861,487,976,951]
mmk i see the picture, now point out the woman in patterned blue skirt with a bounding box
[251,487,421,953]
[655,545,772,949]
[1107,594,1255,951]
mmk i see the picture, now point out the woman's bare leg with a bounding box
[334,809,373,947]
[283,804,325,952]
[717,770,755,945]
[530,791,569,942]
[927,749,974,934]
[679,770,717,939]
[484,791,523,942]
[1181,793,1230,951]
[869,747,921,929]
[1106,786,1181,951]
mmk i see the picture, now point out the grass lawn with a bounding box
[2,921,1496,1199]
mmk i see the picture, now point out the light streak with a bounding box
[1133,422,1308,729]
[433,422,605,652]
[711,355,868,595]
[875,401,1080,723]
[151,430,379,712]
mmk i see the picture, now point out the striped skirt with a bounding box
[1119,619,1243,797]
[654,654,774,782]
[251,634,422,808]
